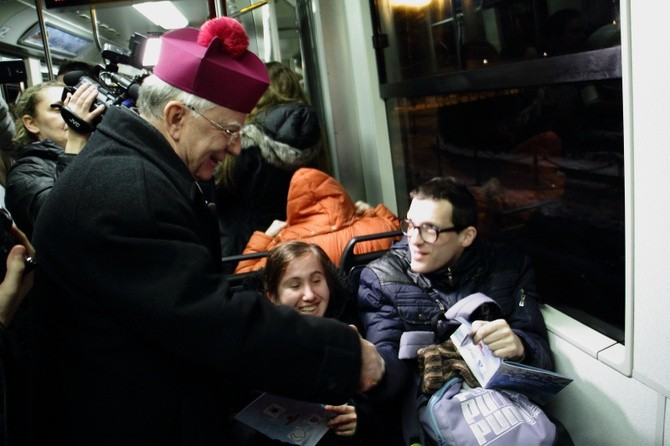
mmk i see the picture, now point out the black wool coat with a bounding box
[29,106,360,446]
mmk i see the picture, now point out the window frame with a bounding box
[369,0,632,376]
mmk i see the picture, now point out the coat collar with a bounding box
[397,238,486,290]
[94,106,195,195]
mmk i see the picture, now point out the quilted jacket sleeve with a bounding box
[357,265,410,402]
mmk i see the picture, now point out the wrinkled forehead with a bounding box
[407,197,453,226]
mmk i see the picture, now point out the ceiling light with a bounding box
[142,37,162,67]
[390,0,432,7]
[133,1,188,30]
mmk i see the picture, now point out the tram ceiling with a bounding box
[0,0,298,62]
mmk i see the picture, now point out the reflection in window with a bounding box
[374,0,624,342]
[376,0,621,83]
[386,80,624,341]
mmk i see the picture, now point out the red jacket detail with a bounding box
[234,168,399,273]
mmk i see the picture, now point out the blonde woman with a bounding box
[5,80,103,238]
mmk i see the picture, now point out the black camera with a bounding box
[60,68,146,131]
[60,33,152,131]
[0,209,35,278]
[62,69,143,108]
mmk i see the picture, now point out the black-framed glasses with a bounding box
[400,218,463,244]
[185,104,240,141]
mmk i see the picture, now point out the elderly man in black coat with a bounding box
[28,18,383,446]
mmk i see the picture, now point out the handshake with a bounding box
[353,324,385,392]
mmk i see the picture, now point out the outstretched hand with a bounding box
[0,227,34,328]
[324,403,357,436]
[352,324,385,392]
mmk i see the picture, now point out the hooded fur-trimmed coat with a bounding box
[234,167,400,273]
[216,102,321,265]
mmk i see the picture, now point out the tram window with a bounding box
[373,0,625,342]
[1,84,21,104]
[375,0,621,83]
[19,23,91,58]
[384,81,624,342]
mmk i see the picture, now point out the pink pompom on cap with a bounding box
[197,17,249,59]
[153,17,269,113]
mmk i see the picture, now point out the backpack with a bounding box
[418,377,557,446]
[400,293,557,446]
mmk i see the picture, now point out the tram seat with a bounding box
[221,227,402,298]
[546,412,575,446]
[222,252,269,296]
[338,229,402,276]
[338,230,402,331]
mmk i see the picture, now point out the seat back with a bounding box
[221,251,270,272]
[338,229,402,275]
[221,251,270,296]
[341,230,402,331]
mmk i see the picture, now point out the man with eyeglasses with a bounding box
[28,17,383,445]
[356,176,553,444]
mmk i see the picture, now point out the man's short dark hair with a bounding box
[409,177,478,229]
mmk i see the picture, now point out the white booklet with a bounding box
[234,392,334,446]
[450,318,573,404]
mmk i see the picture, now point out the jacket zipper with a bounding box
[519,288,526,307]
[435,298,447,315]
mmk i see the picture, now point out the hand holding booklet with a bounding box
[234,392,334,446]
[450,317,573,404]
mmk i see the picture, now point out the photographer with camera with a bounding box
[4,80,104,239]
[28,17,383,446]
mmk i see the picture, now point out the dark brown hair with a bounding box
[262,241,348,318]
[410,177,478,229]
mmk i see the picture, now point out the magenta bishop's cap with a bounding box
[153,17,269,113]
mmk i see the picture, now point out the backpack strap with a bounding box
[398,292,499,445]
[444,292,497,320]
[399,331,435,359]
[399,293,498,359]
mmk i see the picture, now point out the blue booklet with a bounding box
[234,392,334,446]
[450,318,573,405]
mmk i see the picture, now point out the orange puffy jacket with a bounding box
[234,168,400,273]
